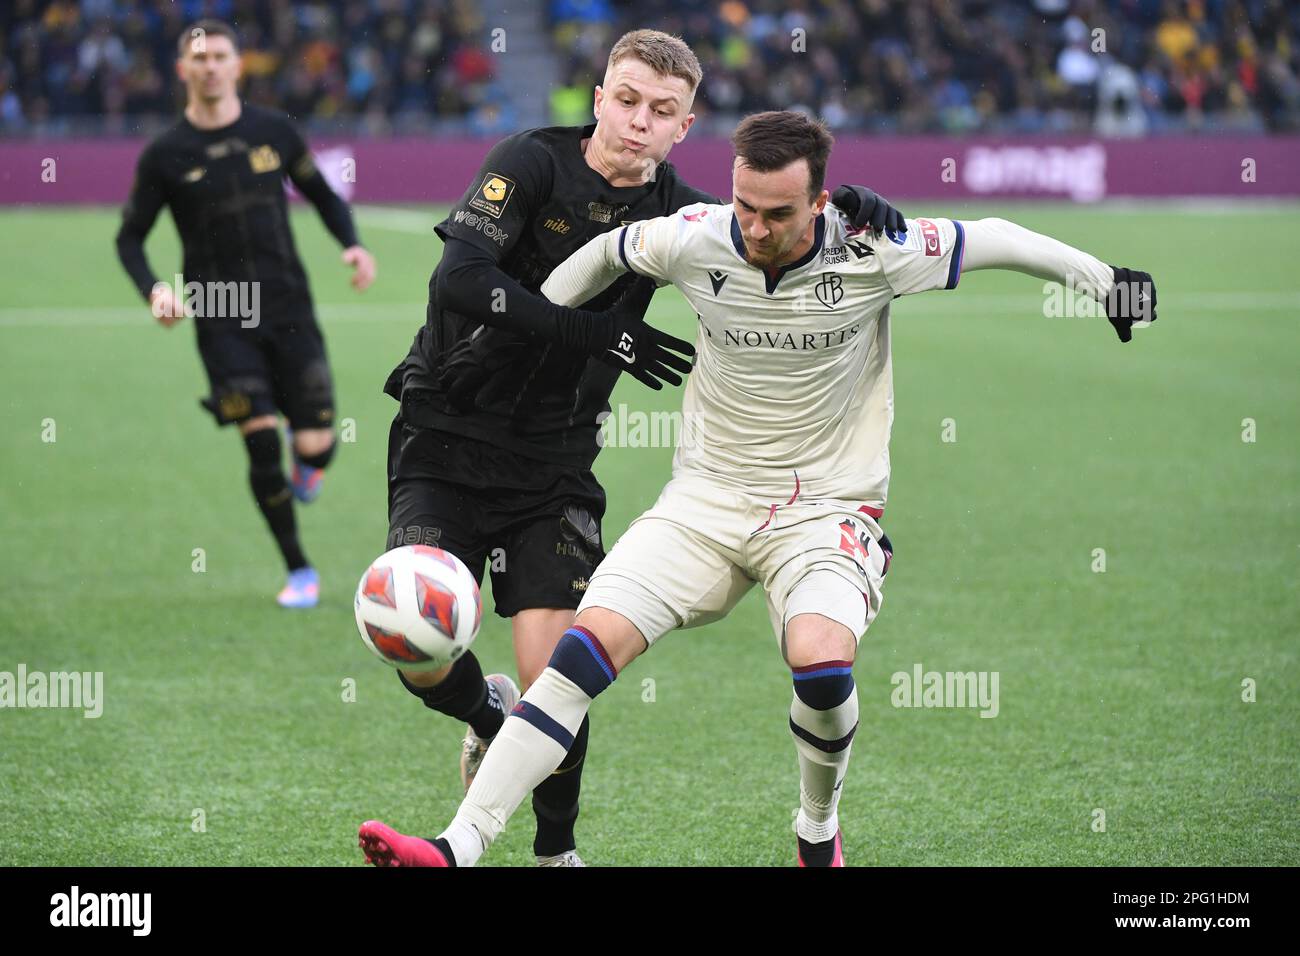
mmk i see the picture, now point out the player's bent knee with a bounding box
[542,623,631,698]
[398,662,453,691]
[572,607,647,671]
[238,415,279,437]
[293,427,334,460]
[785,613,857,669]
[513,608,575,690]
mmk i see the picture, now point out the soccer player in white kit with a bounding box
[359,110,1157,867]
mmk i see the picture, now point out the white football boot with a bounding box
[536,850,586,867]
[459,673,521,792]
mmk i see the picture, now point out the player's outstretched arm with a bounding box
[438,235,693,390]
[960,217,1157,342]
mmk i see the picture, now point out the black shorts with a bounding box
[195,310,335,429]
[386,417,606,619]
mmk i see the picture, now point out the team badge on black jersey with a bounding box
[469,172,516,218]
[248,145,281,174]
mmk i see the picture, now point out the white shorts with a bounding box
[577,474,892,647]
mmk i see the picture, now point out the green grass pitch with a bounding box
[0,201,1296,866]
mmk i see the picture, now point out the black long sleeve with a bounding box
[436,238,597,350]
[115,145,166,300]
[285,130,359,249]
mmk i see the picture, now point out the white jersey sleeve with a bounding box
[874,216,966,296]
[617,202,711,282]
[539,201,711,306]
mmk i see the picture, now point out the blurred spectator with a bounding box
[550,0,1300,134]
[0,0,1296,136]
[0,0,498,134]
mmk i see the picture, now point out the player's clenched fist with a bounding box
[149,283,188,327]
[1106,266,1157,343]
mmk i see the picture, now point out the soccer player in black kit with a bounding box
[361,30,904,867]
[115,20,376,609]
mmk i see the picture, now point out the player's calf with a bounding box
[288,428,334,504]
[241,425,315,604]
[434,618,639,866]
[785,612,859,868]
[396,652,506,742]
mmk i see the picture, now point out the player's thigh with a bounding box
[266,311,336,431]
[490,497,606,624]
[759,508,892,651]
[577,514,752,649]
[194,322,277,426]
[385,421,490,580]
[511,608,576,690]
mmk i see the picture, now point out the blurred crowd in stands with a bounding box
[1,0,1297,136]
[552,0,1300,134]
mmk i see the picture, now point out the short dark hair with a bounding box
[731,111,834,198]
[178,19,239,58]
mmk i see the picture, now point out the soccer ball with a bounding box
[354,545,482,671]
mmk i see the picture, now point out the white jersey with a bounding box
[543,202,966,510]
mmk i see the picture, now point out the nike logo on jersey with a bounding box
[708,270,728,295]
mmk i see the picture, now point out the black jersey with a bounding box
[116,102,358,316]
[386,123,719,468]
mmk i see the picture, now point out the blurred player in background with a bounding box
[115,19,376,609]
[360,109,1157,867]
[366,30,904,866]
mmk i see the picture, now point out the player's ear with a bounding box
[592,85,604,121]
[812,188,829,214]
[674,112,695,144]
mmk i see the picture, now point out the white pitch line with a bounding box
[0,303,427,328]
[354,205,440,234]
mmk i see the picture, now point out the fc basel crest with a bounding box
[814,272,844,310]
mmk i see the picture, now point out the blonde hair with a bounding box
[605,29,702,95]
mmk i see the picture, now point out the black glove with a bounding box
[582,277,695,390]
[436,325,534,412]
[1106,266,1157,343]
[832,184,907,238]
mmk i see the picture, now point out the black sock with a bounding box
[396,651,505,739]
[798,834,837,867]
[244,428,308,571]
[425,837,457,866]
[531,715,589,857]
[296,440,335,470]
